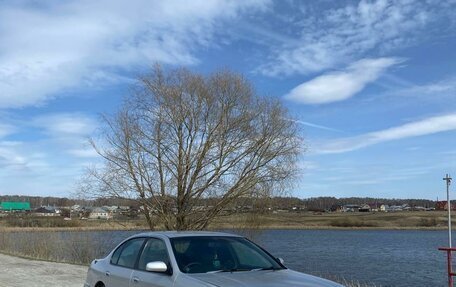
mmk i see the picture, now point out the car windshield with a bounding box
[170,236,284,274]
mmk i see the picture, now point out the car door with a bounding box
[107,237,146,287]
[129,237,175,287]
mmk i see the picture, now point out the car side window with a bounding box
[114,238,145,269]
[110,244,123,265]
[138,238,170,271]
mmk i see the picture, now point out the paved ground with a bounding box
[0,253,87,287]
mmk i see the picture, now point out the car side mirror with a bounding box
[277,257,285,265]
[146,261,168,273]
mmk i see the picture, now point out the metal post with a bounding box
[445,174,453,287]
[444,174,453,248]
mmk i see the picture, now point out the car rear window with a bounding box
[111,238,145,268]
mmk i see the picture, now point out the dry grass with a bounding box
[0,217,148,232]
[3,217,82,228]
[0,230,119,265]
[209,211,448,230]
[0,211,449,234]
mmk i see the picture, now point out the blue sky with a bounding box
[0,0,455,199]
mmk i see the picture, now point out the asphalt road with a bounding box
[0,253,87,287]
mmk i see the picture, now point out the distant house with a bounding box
[387,205,404,212]
[358,204,371,212]
[342,204,360,212]
[380,204,388,212]
[368,203,379,212]
[402,204,411,211]
[0,202,31,212]
[33,206,59,217]
[89,207,112,220]
[436,201,456,211]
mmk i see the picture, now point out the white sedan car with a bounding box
[84,231,343,287]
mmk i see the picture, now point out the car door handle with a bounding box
[105,271,110,277]
[132,276,140,283]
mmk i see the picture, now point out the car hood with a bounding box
[187,269,343,287]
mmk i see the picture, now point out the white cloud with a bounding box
[285,58,400,104]
[315,113,456,154]
[0,143,85,196]
[0,113,100,195]
[0,113,98,172]
[32,113,100,159]
[258,0,453,76]
[0,141,27,169]
[33,113,97,136]
[0,0,269,108]
[392,77,456,99]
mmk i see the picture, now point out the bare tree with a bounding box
[87,67,302,230]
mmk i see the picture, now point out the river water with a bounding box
[256,229,449,287]
[56,229,456,286]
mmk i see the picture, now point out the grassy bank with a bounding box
[211,211,450,230]
[0,211,451,231]
[0,216,148,232]
[0,230,115,265]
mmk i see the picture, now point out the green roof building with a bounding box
[0,202,31,211]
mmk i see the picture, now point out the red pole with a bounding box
[438,247,456,287]
[448,250,453,287]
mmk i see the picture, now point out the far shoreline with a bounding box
[0,210,454,232]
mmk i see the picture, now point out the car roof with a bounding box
[131,231,243,239]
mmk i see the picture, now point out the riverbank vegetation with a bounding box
[213,210,448,230]
[0,230,107,265]
[0,211,450,231]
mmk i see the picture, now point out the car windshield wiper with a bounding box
[252,266,283,271]
[207,268,253,273]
